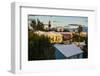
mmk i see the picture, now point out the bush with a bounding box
[72,33,86,42]
[28,31,55,60]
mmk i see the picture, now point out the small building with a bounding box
[34,31,63,43]
[44,24,49,30]
[80,32,87,37]
[56,26,64,32]
[58,32,73,40]
[53,44,83,59]
[46,32,63,43]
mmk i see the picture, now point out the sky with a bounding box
[28,15,88,27]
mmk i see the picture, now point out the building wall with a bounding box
[69,53,83,59]
[55,49,83,59]
[55,49,66,59]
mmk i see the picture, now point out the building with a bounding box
[80,32,87,37]
[34,31,63,43]
[64,26,78,32]
[44,24,49,30]
[56,26,64,32]
[54,44,83,59]
[46,32,63,43]
[58,32,73,40]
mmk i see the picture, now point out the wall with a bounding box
[0,0,100,76]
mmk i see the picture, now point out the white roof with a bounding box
[54,44,83,57]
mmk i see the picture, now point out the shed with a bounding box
[53,44,83,59]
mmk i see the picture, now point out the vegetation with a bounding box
[30,19,37,30]
[28,31,55,60]
[48,20,51,31]
[82,36,88,58]
[77,25,83,46]
[72,33,86,42]
[30,19,44,31]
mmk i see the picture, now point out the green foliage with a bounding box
[82,36,88,58]
[37,19,44,31]
[77,25,83,46]
[72,33,86,42]
[30,19,44,31]
[78,25,83,33]
[28,31,55,60]
[30,19,37,30]
[48,20,51,31]
[85,36,88,48]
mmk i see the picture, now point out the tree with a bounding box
[28,31,55,60]
[30,19,45,31]
[82,36,88,58]
[77,25,83,46]
[48,20,51,31]
[37,19,44,31]
[30,19,37,31]
[85,35,88,48]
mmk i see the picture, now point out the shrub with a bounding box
[28,31,55,60]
